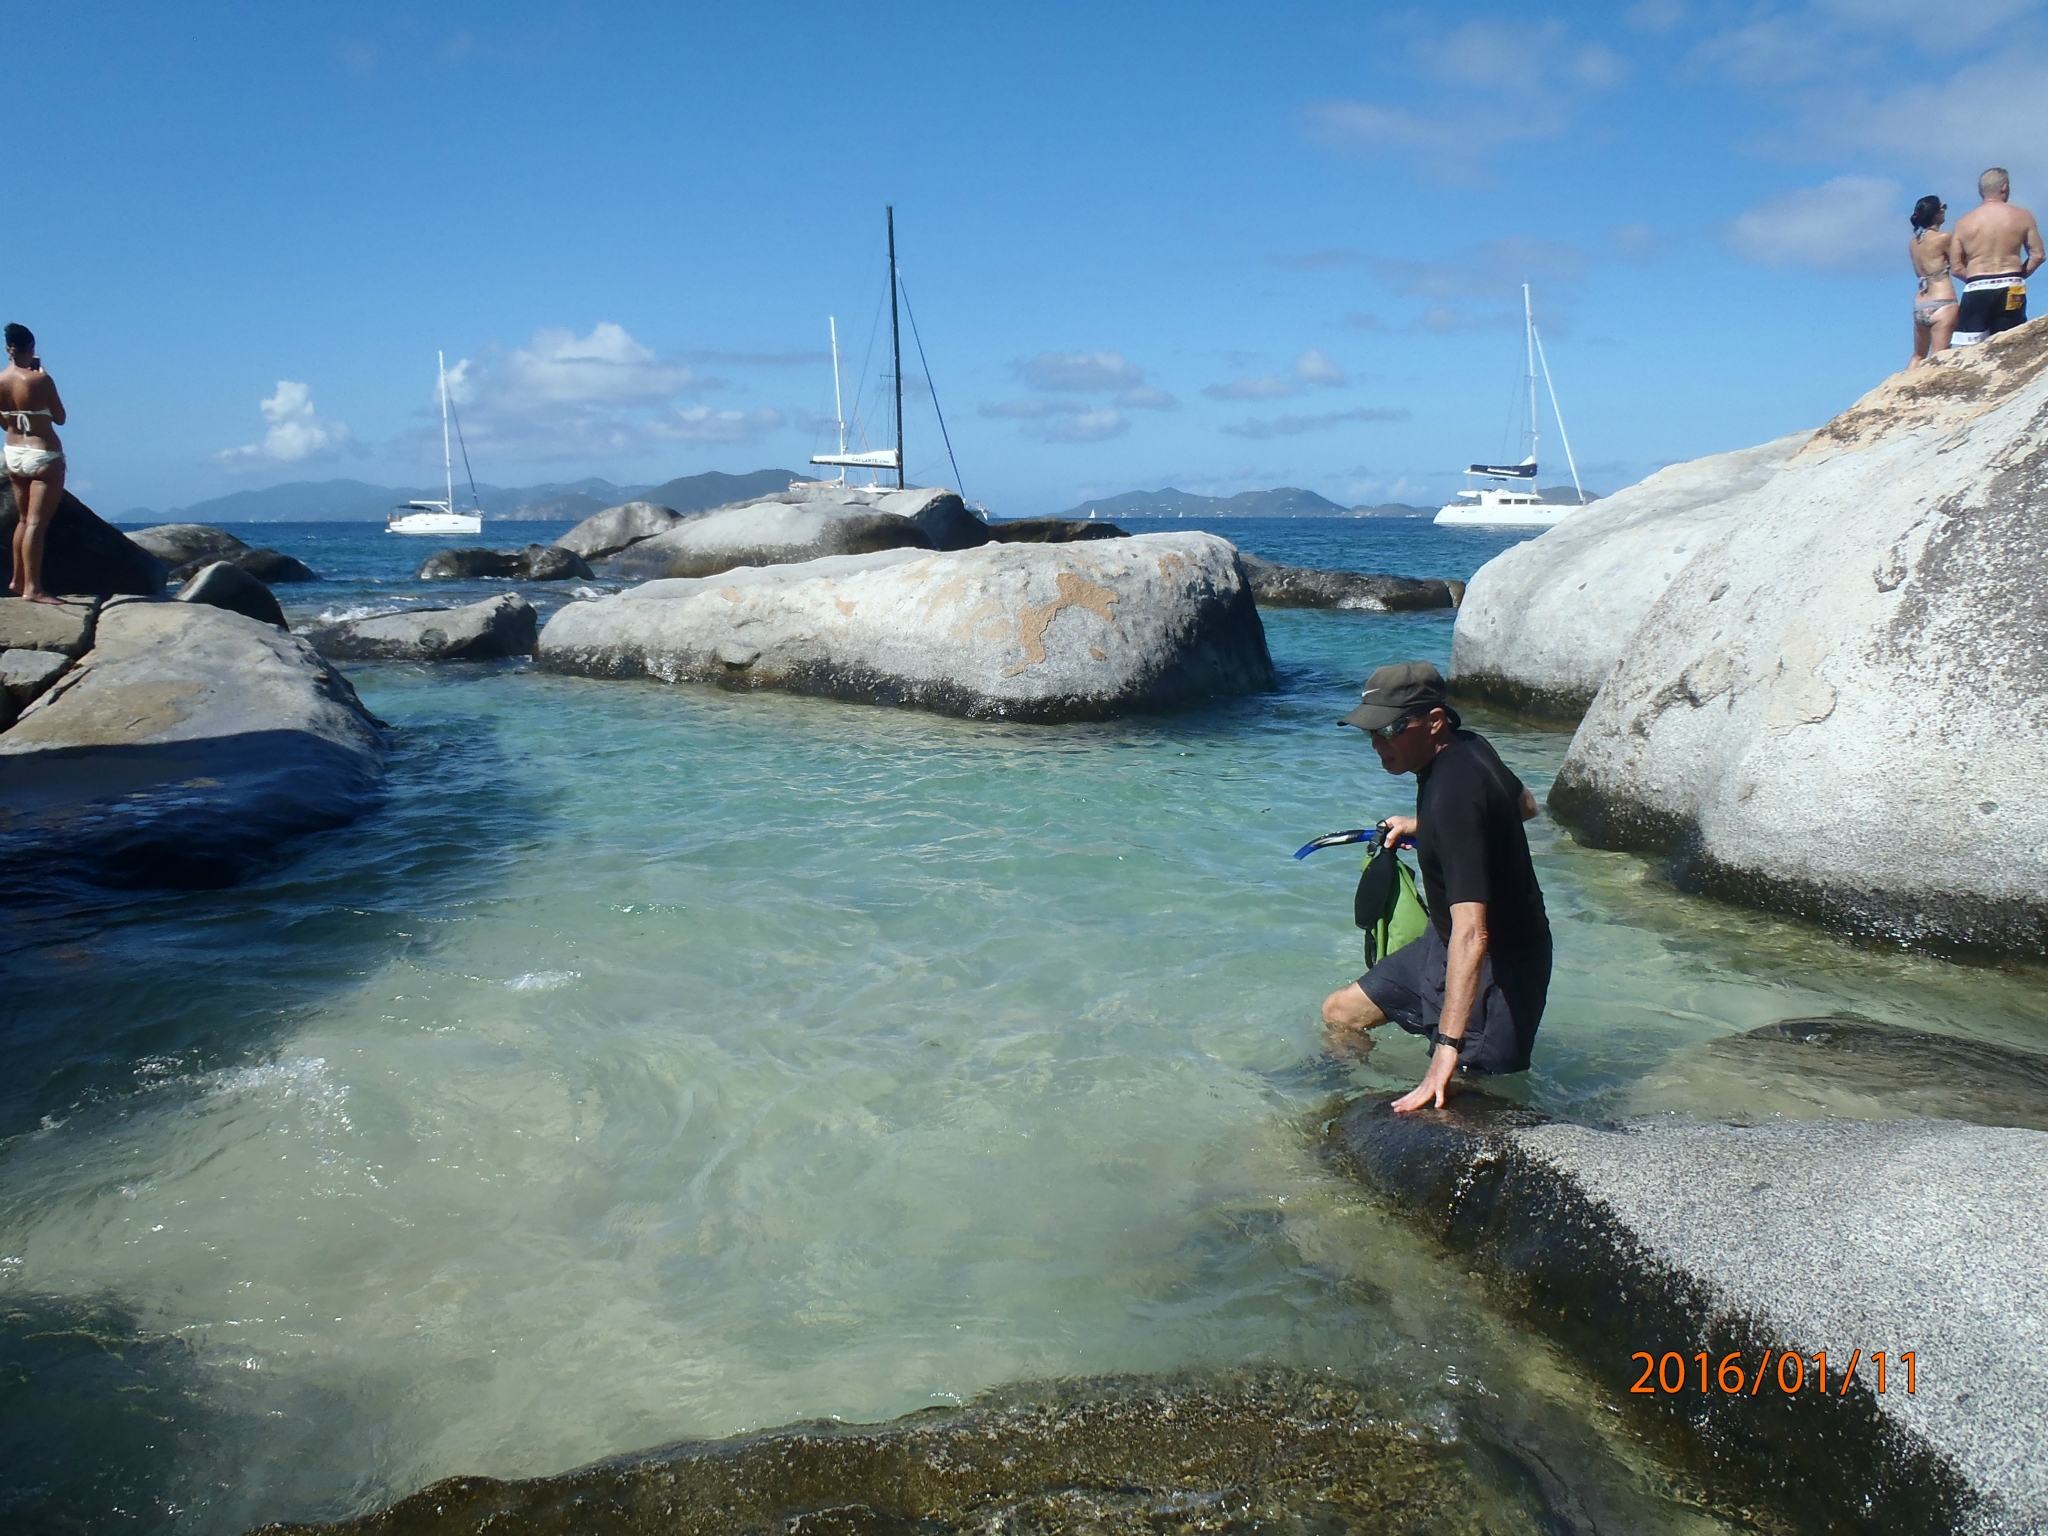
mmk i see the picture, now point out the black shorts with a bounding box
[1358,924,1552,1075]
[1954,276,2027,344]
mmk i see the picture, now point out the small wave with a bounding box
[312,604,396,624]
[506,969,581,992]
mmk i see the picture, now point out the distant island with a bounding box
[1052,485,1598,520]
[121,469,803,526]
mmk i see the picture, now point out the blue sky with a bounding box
[28,1,2048,514]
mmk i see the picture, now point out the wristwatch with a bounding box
[1429,1029,1466,1054]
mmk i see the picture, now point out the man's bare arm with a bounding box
[2026,211,2045,277]
[1392,900,1487,1113]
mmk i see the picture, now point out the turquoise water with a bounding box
[3,518,2044,1532]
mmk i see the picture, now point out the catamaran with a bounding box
[805,207,909,489]
[388,351,485,535]
[1434,284,1588,529]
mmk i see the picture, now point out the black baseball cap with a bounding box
[1339,661,1448,730]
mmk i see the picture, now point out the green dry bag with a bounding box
[1353,846,1431,966]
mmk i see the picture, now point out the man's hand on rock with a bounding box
[1392,1043,1460,1113]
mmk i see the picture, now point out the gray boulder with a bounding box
[1237,553,1456,612]
[985,517,1128,544]
[0,647,69,729]
[177,560,287,628]
[0,598,383,888]
[1332,1096,2047,1534]
[1549,323,2048,956]
[1,489,165,596]
[552,501,690,560]
[0,595,97,657]
[418,544,594,581]
[1450,432,1809,720]
[125,522,317,584]
[877,486,988,550]
[602,484,937,579]
[540,532,1274,722]
[307,594,537,662]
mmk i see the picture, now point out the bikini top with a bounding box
[4,407,53,434]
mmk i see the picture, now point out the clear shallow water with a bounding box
[4,518,2045,1531]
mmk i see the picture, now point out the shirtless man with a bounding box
[1950,169,2044,346]
[3,322,69,605]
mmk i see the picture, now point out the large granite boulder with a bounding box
[1449,432,1808,719]
[0,599,383,888]
[0,489,166,597]
[0,595,97,657]
[125,523,317,584]
[1549,322,2048,956]
[985,517,1128,544]
[1330,1095,2047,1533]
[176,560,287,628]
[1238,553,1456,612]
[306,594,537,662]
[602,484,939,579]
[540,532,1274,722]
[552,501,690,560]
[418,544,593,582]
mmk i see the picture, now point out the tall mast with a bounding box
[1523,284,1538,471]
[1531,324,1587,505]
[828,316,847,459]
[437,349,454,513]
[888,205,904,489]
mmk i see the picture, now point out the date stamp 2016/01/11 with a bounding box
[1629,1350,1916,1397]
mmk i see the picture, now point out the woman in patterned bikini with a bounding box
[3,322,70,604]
[1907,195,1958,368]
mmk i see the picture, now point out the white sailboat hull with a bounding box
[387,510,483,536]
[1432,503,1570,529]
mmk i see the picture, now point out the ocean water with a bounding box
[3,517,2044,1532]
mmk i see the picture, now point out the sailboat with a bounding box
[1433,285,1588,529]
[388,351,486,535]
[808,207,908,486]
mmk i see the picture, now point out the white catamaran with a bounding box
[388,351,485,536]
[1434,284,1588,529]
[804,207,908,488]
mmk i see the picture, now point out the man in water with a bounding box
[1321,663,1550,1112]
[1950,168,2042,346]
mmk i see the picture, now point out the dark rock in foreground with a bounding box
[1237,553,1457,612]
[541,533,1274,723]
[127,523,318,584]
[1,489,166,597]
[0,599,383,889]
[251,1369,1582,1536]
[419,545,594,582]
[308,595,537,662]
[553,501,690,560]
[177,561,287,629]
[1328,1094,2046,1532]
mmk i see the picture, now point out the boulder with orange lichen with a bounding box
[536,533,1273,721]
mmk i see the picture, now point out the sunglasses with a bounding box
[1364,713,1419,741]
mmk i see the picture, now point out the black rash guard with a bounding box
[1414,729,1549,950]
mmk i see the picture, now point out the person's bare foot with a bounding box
[23,591,66,606]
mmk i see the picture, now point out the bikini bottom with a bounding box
[2,441,63,478]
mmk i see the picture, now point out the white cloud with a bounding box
[1203,348,1348,403]
[1306,20,1630,177]
[650,406,786,443]
[1725,176,1903,270]
[1014,351,1147,392]
[1626,0,1685,34]
[1221,406,1410,440]
[978,398,1130,443]
[492,322,699,408]
[217,380,355,467]
[1115,384,1178,410]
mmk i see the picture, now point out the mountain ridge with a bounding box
[121,469,804,525]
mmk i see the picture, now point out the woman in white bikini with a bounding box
[3,322,68,604]
[1908,195,1958,368]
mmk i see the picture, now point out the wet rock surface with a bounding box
[308,594,538,662]
[419,545,594,582]
[127,522,318,583]
[1328,1093,2046,1534]
[252,1370,1589,1536]
[0,598,383,888]
[539,533,1274,723]
[601,485,941,580]
[1449,434,1806,721]
[1536,321,2048,956]
[1238,553,1458,612]
[177,560,288,628]
[1,487,167,596]
[553,501,691,560]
